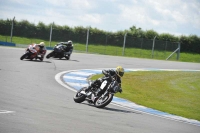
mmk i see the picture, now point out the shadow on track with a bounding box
[22,60,52,63]
[80,102,141,114]
[49,58,79,62]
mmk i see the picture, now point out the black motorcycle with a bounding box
[46,44,70,60]
[73,75,121,108]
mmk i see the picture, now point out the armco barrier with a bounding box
[0,41,15,47]
[16,44,28,48]
[0,41,53,50]
[15,44,53,50]
[46,47,53,50]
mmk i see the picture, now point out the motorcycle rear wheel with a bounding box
[73,87,87,103]
[65,56,69,60]
[94,93,113,108]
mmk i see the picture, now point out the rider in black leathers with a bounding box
[86,66,124,95]
[63,40,73,59]
[55,40,73,59]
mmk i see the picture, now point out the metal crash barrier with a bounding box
[0,41,15,47]
[0,41,53,50]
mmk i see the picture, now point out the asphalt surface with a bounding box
[0,46,200,133]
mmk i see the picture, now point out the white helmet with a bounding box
[67,40,72,44]
[67,40,73,46]
[39,42,45,46]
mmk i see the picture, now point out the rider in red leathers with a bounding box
[28,42,46,61]
[37,42,46,61]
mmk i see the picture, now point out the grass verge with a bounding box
[91,71,200,121]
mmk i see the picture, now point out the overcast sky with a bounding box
[0,0,200,36]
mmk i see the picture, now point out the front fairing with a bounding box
[25,49,31,54]
[54,45,65,52]
[109,80,120,93]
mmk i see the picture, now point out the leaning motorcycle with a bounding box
[20,46,42,61]
[46,44,70,60]
[73,75,121,108]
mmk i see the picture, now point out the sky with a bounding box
[0,0,200,36]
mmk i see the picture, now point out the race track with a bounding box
[0,46,200,133]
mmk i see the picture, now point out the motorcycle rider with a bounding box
[37,42,47,61]
[63,40,73,59]
[86,66,124,95]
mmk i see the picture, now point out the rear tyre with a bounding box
[73,87,87,103]
[65,56,69,60]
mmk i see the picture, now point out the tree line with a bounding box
[0,19,199,54]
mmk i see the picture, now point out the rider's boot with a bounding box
[87,99,93,104]
[39,55,44,61]
[68,54,71,59]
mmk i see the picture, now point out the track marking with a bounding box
[0,110,15,114]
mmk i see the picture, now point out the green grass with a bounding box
[91,71,200,121]
[74,43,200,63]
[0,35,200,62]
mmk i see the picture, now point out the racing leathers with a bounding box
[37,45,47,61]
[56,42,73,59]
[86,69,122,94]
[63,44,73,59]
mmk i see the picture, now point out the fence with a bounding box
[0,29,181,61]
[78,32,180,61]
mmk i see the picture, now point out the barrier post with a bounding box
[10,16,15,43]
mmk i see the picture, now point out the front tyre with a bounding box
[73,87,87,103]
[46,52,54,59]
[94,93,113,108]
[20,53,28,60]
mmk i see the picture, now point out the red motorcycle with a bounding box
[20,44,43,61]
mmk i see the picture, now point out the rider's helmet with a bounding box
[38,42,45,48]
[67,40,73,47]
[115,66,124,78]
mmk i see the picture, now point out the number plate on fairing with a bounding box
[100,80,107,90]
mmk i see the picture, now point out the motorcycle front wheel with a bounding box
[94,93,113,108]
[73,87,87,103]
[20,53,29,60]
[46,51,54,59]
